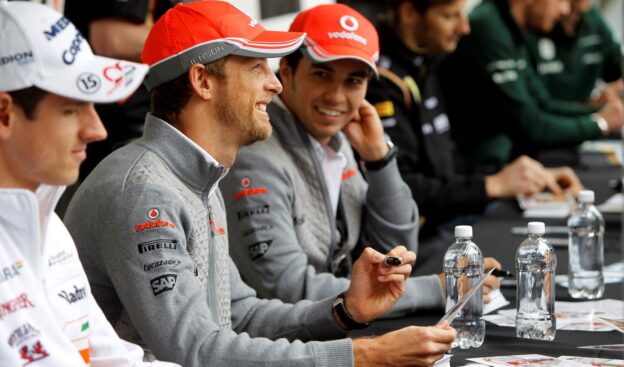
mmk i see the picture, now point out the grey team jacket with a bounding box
[221,101,445,315]
[64,114,353,367]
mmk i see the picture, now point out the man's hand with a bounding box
[545,166,582,197]
[342,99,389,162]
[343,246,416,323]
[438,257,501,304]
[597,98,624,133]
[485,156,579,198]
[353,323,456,367]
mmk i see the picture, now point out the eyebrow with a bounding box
[310,62,370,78]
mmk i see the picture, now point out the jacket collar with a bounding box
[137,114,229,195]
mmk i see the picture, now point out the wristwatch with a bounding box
[332,292,370,330]
[363,140,398,171]
[591,113,609,135]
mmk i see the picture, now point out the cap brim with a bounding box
[302,41,378,77]
[36,54,148,104]
[232,30,306,58]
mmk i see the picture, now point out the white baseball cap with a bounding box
[0,1,148,103]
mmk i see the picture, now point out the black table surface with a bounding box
[353,154,624,366]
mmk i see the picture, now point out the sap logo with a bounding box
[62,32,85,65]
[0,260,23,285]
[248,240,273,260]
[8,323,40,348]
[143,259,182,272]
[150,274,177,295]
[44,16,71,41]
[237,205,270,220]
[18,340,49,365]
[137,239,178,254]
[58,285,87,304]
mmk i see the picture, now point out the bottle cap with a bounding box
[454,225,472,238]
[578,190,595,203]
[527,222,545,235]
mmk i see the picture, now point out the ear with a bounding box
[0,93,14,141]
[188,63,213,101]
[278,58,293,87]
[398,0,419,26]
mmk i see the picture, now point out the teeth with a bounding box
[317,107,341,116]
[255,104,267,112]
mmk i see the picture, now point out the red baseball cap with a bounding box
[289,4,379,76]
[141,0,306,91]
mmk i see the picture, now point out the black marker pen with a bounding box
[384,255,402,266]
[490,269,514,278]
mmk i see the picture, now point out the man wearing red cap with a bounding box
[0,1,178,366]
[65,1,451,367]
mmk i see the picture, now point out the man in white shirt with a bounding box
[0,1,178,365]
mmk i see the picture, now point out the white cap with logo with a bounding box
[0,1,148,103]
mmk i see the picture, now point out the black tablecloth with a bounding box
[353,154,624,366]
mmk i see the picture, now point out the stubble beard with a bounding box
[216,88,272,147]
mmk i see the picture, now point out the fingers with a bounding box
[484,257,501,271]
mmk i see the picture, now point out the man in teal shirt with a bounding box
[441,0,623,170]
[526,0,622,104]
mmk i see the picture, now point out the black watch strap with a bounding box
[332,292,370,330]
[363,141,398,171]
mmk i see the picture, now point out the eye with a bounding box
[312,70,329,79]
[62,105,80,116]
[347,77,365,86]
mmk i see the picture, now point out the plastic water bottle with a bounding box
[515,222,557,341]
[443,225,485,349]
[567,190,604,299]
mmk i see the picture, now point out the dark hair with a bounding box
[389,0,457,15]
[283,49,304,75]
[8,86,48,120]
[150,57,228,125]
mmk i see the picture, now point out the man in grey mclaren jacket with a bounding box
[64,1,456,367]
[222,3,501,318]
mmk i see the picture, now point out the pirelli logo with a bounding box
[137,239,178,254]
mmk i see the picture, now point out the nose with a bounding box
[559,0,571,17]
[80,103,107,143]
[266,70,283,95]
[459,12,471,35]
[322,81,347,105]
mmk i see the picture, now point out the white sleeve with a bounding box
[88,289,180,367]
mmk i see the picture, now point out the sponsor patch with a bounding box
[0,260,23,285]
[0,51,34,67]
[241,177,251,187]
[248,240,273,260]
[137,239,178,254]
[147,208,160,219]
[0,293,34,321]
[62,31,84,65]
[18,340,49,365]
[237,205,270,220]
[341,169,357,181]
[43,16,71,41]
[134,219,175,232]
[150,274,177,295]
[102,62,137,95]
[8,323,40,348]
[241,224,273,237]
[233,187,268,200]
[374,101,394,118]
[57,285,87,304]
[143,259,182,272]
[62,315,90,364]
[48,250,74,267]
[76,72,101,94]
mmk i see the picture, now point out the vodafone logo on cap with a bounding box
[339,15,359,32]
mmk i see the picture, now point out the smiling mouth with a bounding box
[315,106,343,117]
